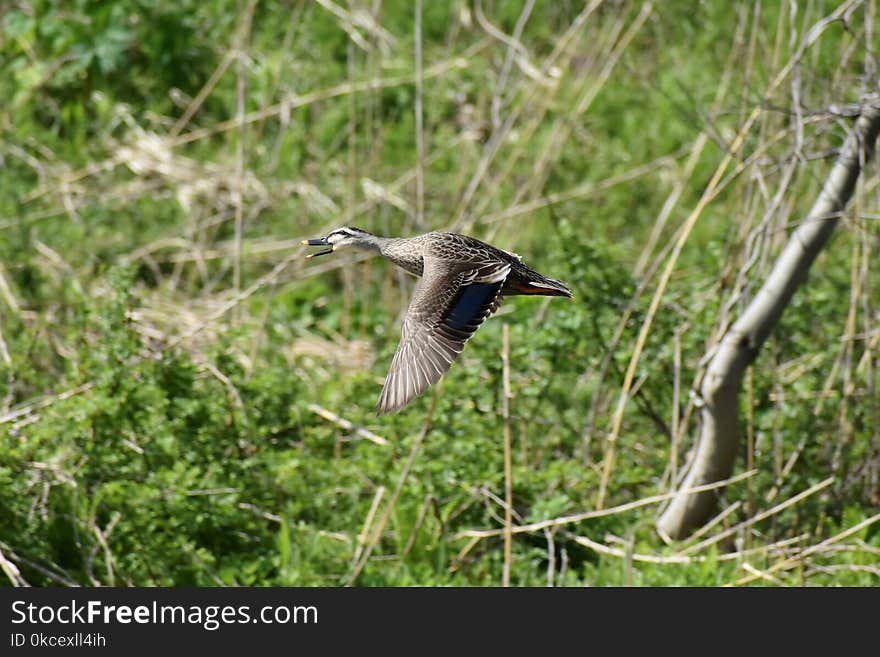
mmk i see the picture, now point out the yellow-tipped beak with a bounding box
[303,237,333,258]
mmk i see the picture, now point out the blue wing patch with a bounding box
[444,282,500,331]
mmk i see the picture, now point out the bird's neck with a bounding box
[354,234,390,254]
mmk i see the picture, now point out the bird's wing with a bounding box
[376,257,510,414]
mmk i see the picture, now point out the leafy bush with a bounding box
[1,1,877,586]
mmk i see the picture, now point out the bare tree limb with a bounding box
[657,95,880,540]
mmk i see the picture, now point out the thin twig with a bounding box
[455,469,756,541]
[731,512,880,586]
[0,383,95,425]
[0,548,25,587]
[233,0,258,305]
[501,323,513,586]
[308,403,390,446]
[352,486,386,567]
[401,494,436,559]
[681,477,835,555]
[414,0,425,229]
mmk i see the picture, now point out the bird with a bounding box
[302,226,572,414]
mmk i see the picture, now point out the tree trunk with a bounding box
[656,96,880,541]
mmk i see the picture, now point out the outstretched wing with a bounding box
[376,258,510,414]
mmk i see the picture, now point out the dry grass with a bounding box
[3,0,879,586]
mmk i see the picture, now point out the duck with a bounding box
[303,226,572,413]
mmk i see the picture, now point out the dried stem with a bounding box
[501,323,513,586]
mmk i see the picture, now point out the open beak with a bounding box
[301,237,334,258]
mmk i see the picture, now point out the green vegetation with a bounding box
[1,1,878,586]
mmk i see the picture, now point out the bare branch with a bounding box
[657,96,880,540]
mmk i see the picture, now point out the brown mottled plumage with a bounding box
[303,227,572,414]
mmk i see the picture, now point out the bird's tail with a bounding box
[510,276,573,298]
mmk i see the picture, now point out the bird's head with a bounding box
[301,226,376,258]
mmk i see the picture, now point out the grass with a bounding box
[0,0,879,587]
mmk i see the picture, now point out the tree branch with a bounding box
[657,95,880,540]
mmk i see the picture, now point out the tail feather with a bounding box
[509,277,573,298]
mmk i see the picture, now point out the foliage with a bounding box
[1,0,878,586]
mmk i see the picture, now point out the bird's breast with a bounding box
[382,245,424,276]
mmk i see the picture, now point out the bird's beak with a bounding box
[302,237,334,258]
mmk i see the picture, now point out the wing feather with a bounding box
[376,258,509,413]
